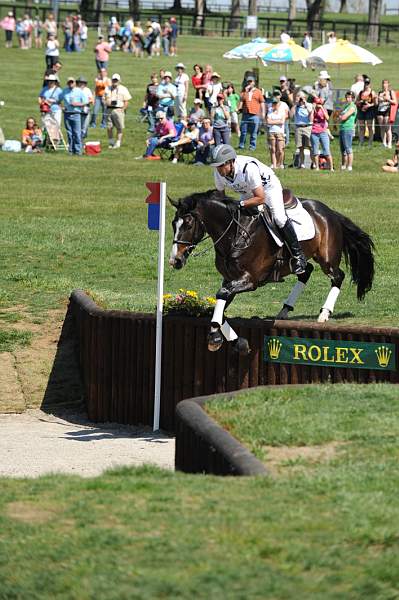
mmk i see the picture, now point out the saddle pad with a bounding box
[266,198,316,247]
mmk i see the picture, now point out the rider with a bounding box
[209,144,307,275]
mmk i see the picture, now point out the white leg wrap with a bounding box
[220,320,238,342]
[284,281,306,309]
[318,286,341,323]
[211,299,226,326]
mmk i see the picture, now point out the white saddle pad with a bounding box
[267,198,316,247]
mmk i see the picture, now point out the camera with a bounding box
[111,100,118,107]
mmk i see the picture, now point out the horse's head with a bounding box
[168,195,206,269]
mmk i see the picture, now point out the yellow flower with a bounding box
[163,294,172,300]
[205,296,217,305]
[186,290,198,298]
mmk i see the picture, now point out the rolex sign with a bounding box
[264,336,396,371]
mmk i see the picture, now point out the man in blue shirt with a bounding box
[60,77,88,155]
[290,91,314,168]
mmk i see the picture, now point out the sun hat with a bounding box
[67,76,75,83]
[175,62,186,69]
[319,70,330,79]
[76,75,87,83]
[211,72,221,79]
[111,73,121,81]
[193,98,203,104]
[155,110,166,118]
[164,71,172,78]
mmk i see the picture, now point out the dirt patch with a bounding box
[263,442,347,476]
[6,501,61,524]
[0,353,25,413]
[0,307,83,413]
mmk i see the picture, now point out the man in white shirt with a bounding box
[174,62,189,119]
[103,73,132,149]
[350,74,365,98]
[210,144,307,275]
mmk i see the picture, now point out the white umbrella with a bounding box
[308,39,382,66]
[223,38,272,60]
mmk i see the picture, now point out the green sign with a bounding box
[264,336,396,371]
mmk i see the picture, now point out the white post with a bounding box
[153,182,166,431]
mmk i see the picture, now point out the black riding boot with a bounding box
[278,219,307,275]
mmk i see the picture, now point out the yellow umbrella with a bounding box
[309,39,382,66]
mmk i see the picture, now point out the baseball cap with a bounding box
[246,75,256,82]
[67,76,75,83]
[279,75,287,81]
[193,98,203,104]
[164,71,172,78]
[47,74,57,81]
[155,110,166,118]
[111,73,121,81]
[76,75,87,83]
[175,62,186,69]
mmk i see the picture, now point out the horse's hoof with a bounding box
[317,308,331,323]
[208,331,224,352]
[232,337,251,356]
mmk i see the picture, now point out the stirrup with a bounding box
[290,256,307,275]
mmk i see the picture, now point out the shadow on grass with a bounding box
[40,303,85,419]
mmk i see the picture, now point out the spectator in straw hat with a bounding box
[103,73,132,149]
[156,70,176,118]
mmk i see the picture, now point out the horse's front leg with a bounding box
[208,275,255,354]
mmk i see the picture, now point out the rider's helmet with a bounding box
[209,144,237,167]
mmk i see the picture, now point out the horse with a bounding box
[169,189,375,355]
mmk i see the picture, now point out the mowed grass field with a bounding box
[0,35,398,326]
[0,35,399,599]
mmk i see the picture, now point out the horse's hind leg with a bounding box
[318,266,345,323]
[276,263,314,320]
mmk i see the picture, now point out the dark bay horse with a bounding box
[169,189,375,354]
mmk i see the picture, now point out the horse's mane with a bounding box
[179,189,238,214]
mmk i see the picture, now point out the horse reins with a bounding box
[173,208,252,259]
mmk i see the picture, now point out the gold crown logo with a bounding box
[268,338,282,360]
[375,346,392,368]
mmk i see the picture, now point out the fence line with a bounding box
[70,290,399,433]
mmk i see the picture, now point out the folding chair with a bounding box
[155,121,185,160]
[42,114,68,152]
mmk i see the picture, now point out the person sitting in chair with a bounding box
[22,117,43,152]
[170,120,199,164]
[139,110,177,160]
[209,144,307,275]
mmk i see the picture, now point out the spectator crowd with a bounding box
[0,11,398,172]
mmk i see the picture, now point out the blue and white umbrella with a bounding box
[223,38,272,60]
[257,40,310,66]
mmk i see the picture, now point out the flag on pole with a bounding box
[145,181,166,431]
[146,182,161,230]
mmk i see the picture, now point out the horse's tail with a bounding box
[336,211,375,301]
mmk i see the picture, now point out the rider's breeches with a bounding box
[264,182,287,228]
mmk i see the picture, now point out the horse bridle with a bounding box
[173,207,252,258]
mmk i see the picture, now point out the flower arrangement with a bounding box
[163,289,217,317]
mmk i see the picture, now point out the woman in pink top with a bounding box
[310,97,334,171]
[1,12,16,48]
[94,35,112,70]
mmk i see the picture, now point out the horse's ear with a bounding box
[168,195,180,208]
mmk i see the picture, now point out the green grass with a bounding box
[0,328,32,352]
[0,35,398,325]
[2,385,399,598]
[207,383,399,459]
